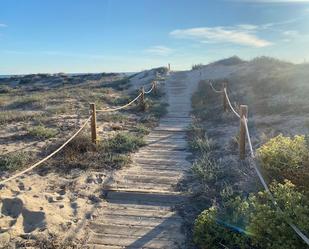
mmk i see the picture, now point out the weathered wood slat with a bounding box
[87,72,194,248]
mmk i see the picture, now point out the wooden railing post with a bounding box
[90,103,97,144]
[153,81,157,95]
[239,105,248,159]
[223,81,228,112]
[140,86,145,111]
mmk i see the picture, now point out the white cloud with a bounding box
[283,30,299,36]
[145,46,173,56]
[236,24,259,30]
[0,23,7,28]
[170,26,272,48]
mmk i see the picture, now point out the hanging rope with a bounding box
[224,88,240,118]
[209,80,224,93]
[96,82,155,113]
[96,93,142,113]
[0,116,91,185]
[243,117,309,245]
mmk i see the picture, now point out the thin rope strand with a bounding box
[243,118,309,245]
[224,88,240,118]
[209,81,224,93]
[0,116,91,185]
[96,93,142,112]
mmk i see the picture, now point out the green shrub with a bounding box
[192,154,220,186]
[246,180,309,249]
[257,134,309,191]
[187,124,213,154]
[102,132,145,153]
[257,134,307,171]
[0,152,30,172]
[0,111,40,125]
[194,206,250,249]
[27,125,58,139]
[133,124,150,135]
[189,129,213,154]
[98,152,131,170]
[147,101,168,118]
[194,180,309,249]
[58,133,139,171]
[10,95,45,109]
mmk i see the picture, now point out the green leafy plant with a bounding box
[27,125,58,139]
[101,132,145,153]
[0,152,31,172]
[192,154,220,186]
[257,134,307,171]
[246,180,309,249]
[187,123,215,153]
[194,206,250,249]
[257,134,309,191]
[194,180,309,249]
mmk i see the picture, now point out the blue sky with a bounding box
[1,0,309,74]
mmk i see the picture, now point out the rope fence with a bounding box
[224,88,240,118]
[0,80,159,186]
[209,80,223,93]
[0,116,91,185]
[208,79,309,246]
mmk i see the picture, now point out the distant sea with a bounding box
[0,75,14,78]
[0,72,135,79]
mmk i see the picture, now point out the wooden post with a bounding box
[90,103,97,144]
[239,105,248,160]
[153,81,157,95]
[140,86,145,110]
[223,82,228,112]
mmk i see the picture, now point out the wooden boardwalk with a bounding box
[87,72,193,249]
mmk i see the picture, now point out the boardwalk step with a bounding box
[106,191,187,206]
[89,234,183,248]
[89,223,182,238]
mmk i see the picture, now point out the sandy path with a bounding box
[86,71,199,248]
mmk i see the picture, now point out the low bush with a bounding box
[257,134,309,191]
[192,154,220,187]
[194,180,309,249]
[27,125,58,139]
[0,151,31,172]
[247,180,309,249]
[0,111,40,125]
[147,101,168,118]
[194,205,250,249]
[15,233,83,249]
[188,124,214,154]
[57,132,144,172]
[133,124,150,135]
[257,134,307,171]
[9,95,45,109]
[101,132,145,154]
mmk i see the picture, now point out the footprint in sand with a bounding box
[0,197,46,233]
